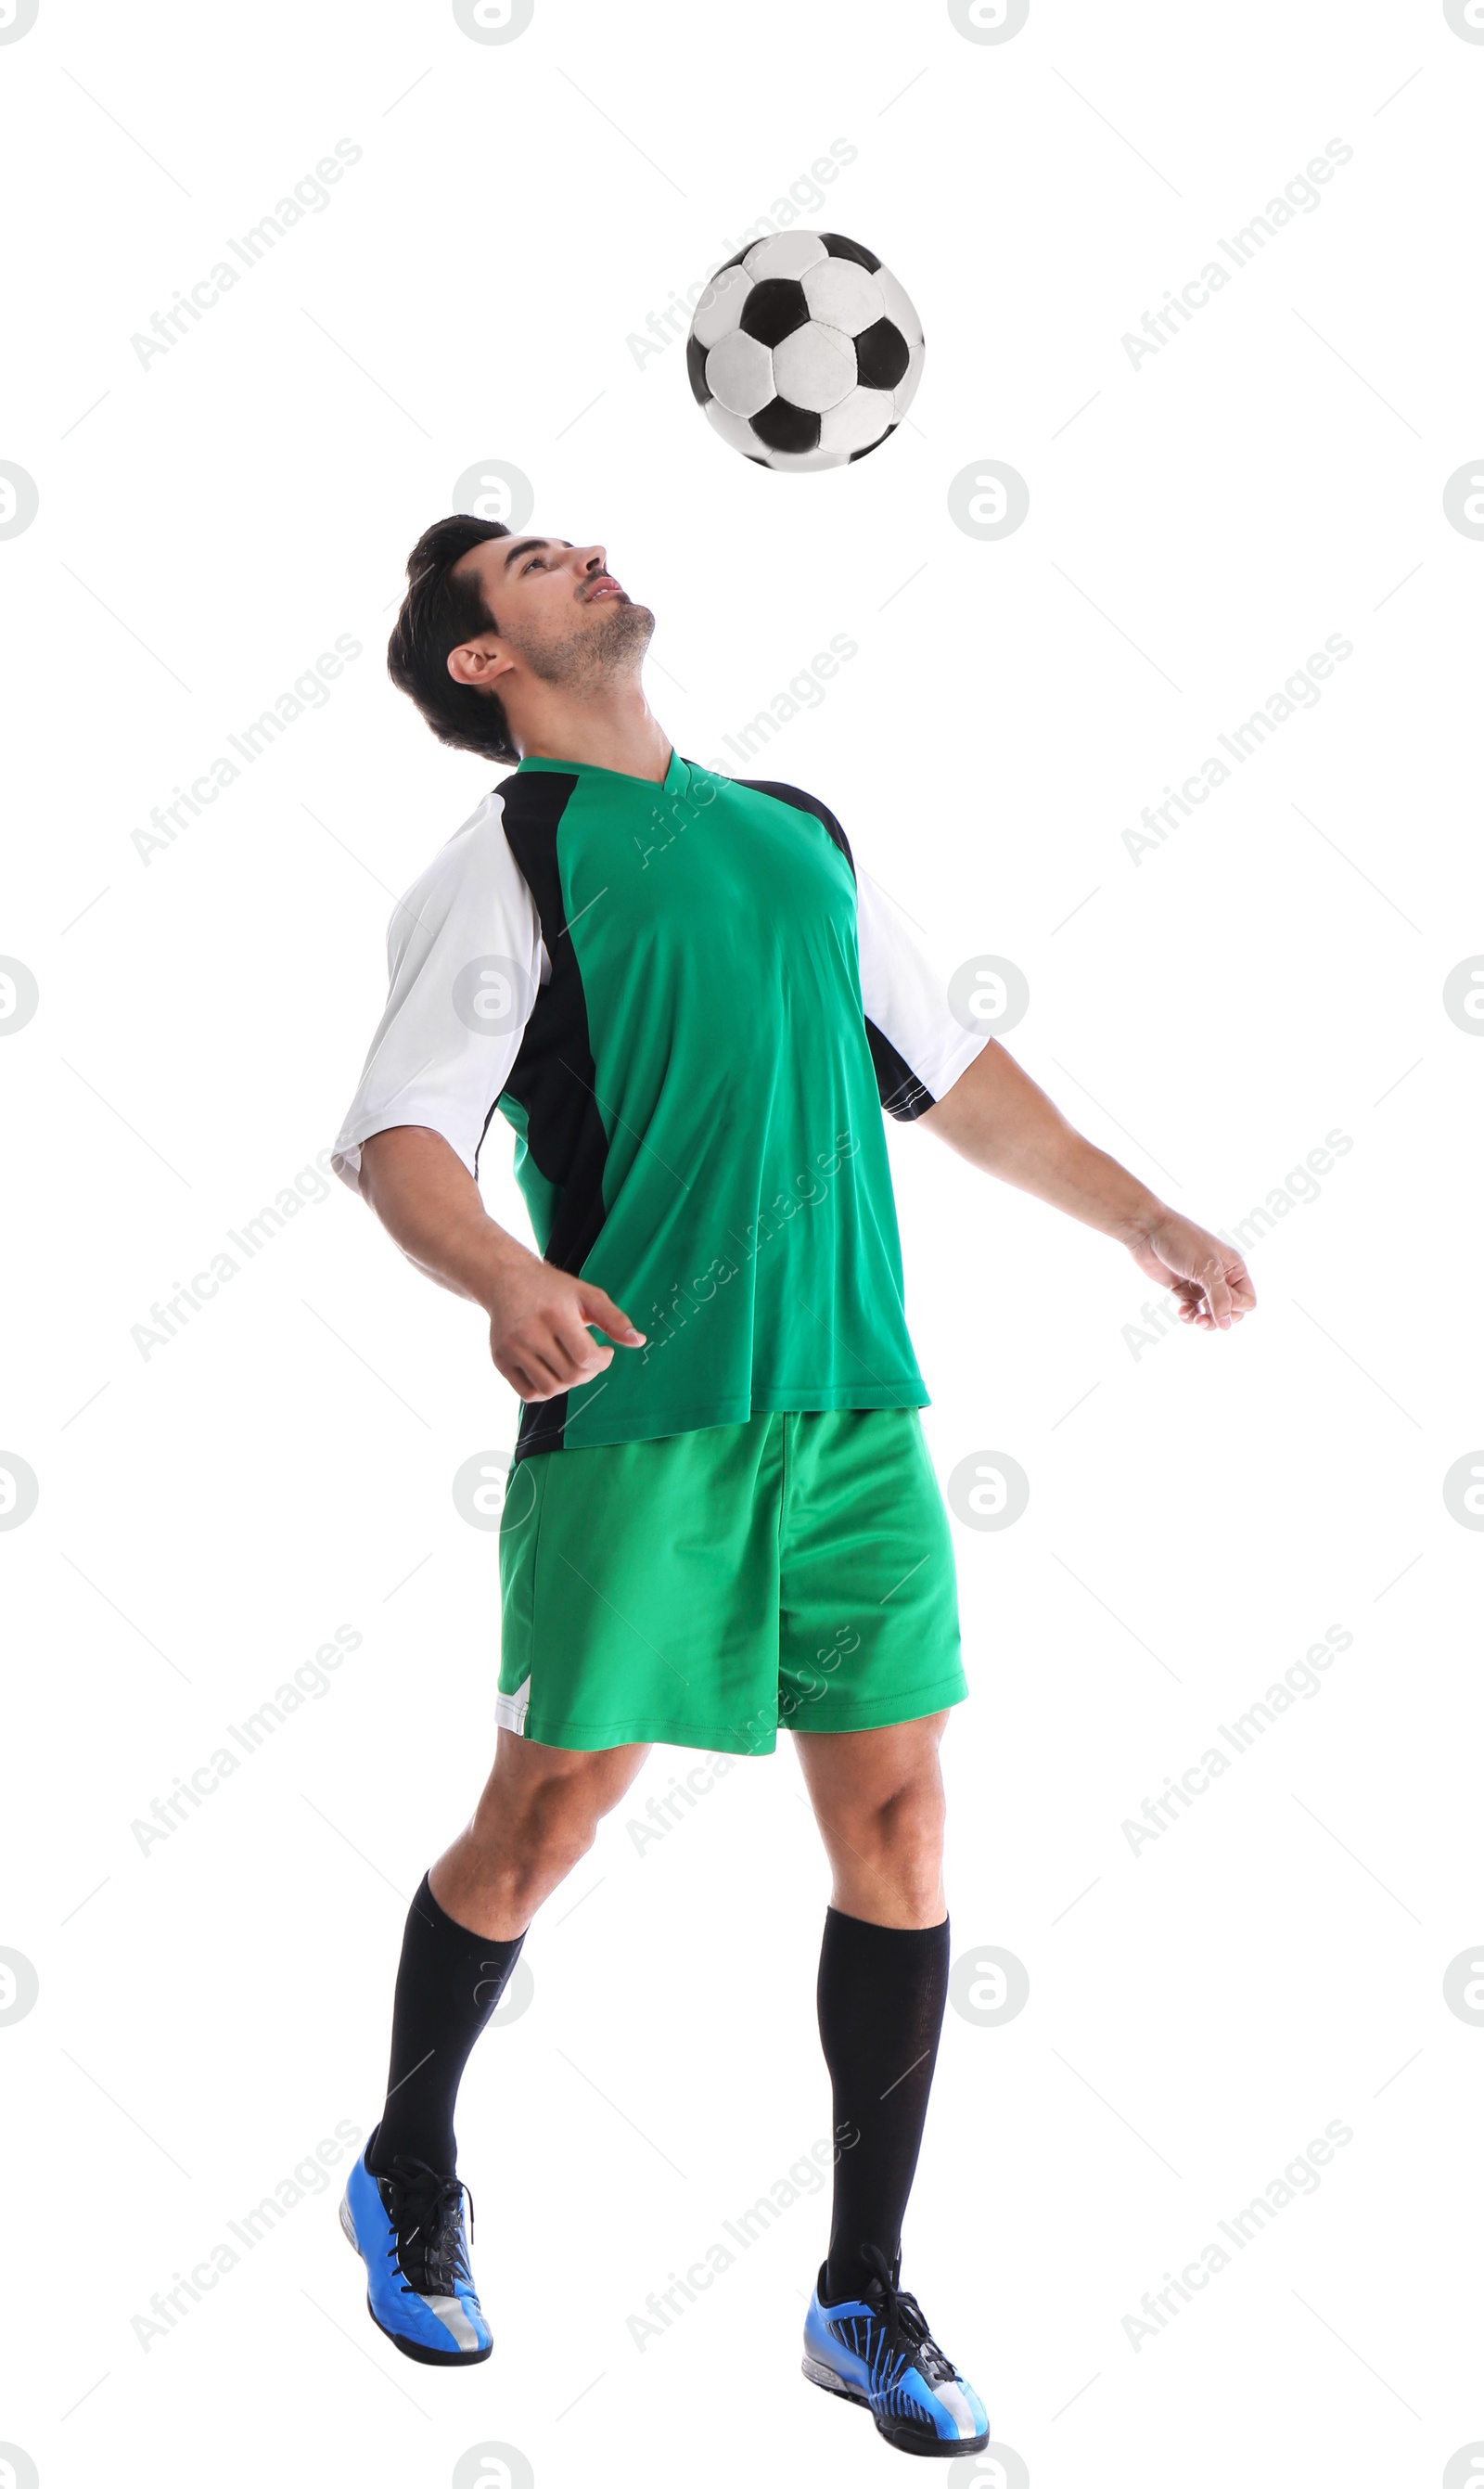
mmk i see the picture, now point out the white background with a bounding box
[3,2,1482,2483]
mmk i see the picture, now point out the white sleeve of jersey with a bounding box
[854,866,991,1117]
[330,789,544,1190]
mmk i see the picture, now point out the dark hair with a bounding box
[386,515,518,763]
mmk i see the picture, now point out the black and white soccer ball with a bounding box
[686,230,925,471]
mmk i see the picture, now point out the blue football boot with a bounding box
[803,2242,990,2457]
[339,2125,493,2366]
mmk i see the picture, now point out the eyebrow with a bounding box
[503,537,575,570]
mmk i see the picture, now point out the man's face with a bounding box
[448,532,654,699]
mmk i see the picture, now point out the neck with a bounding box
[513,679,672,783]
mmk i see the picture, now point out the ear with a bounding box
[447,638,514,691]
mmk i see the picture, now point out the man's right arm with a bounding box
[359,1124,644,1403]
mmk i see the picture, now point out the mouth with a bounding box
[584,578,624,603]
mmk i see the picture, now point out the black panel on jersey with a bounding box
[864,1025,935,1121]
[734,780,932,1122]
[493,769,611,1459]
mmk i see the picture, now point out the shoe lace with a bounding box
[378,2155,476,2300]
[858,2242,956,2387]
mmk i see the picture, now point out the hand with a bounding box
[1125,1212,1256,1333]
[488,1257,646,1400]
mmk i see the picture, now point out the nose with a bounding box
[575,544,608,582]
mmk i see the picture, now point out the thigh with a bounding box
[777,1408,968,1738]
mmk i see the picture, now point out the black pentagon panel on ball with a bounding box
[820,231,882,274]
[714,247,750,275]
[850,422,899,464]
[750,397,823,455]
[853,318,911,391]
[685,334,713,406]
[738,276,812,347]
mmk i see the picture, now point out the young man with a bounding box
[330,518,1255,2453]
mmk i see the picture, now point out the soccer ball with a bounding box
[685,230,924,472]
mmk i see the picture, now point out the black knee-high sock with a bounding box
[816,1905,951,2303]
[365,1872,526,2177]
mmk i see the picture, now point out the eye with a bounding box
[523,554,545,572]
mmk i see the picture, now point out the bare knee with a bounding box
[830,1776,946,1927]
[431,1739,647,1935]
[469,1742,645,1910]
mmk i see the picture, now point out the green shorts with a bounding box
[494,1406,966,1754]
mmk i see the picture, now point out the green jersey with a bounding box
[333,749,985,1457]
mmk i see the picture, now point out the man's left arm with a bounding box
[921,1038,1256,1333]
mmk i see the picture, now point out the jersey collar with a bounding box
[514,745,683,792]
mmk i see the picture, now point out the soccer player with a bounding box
[331,520,1255,2453]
